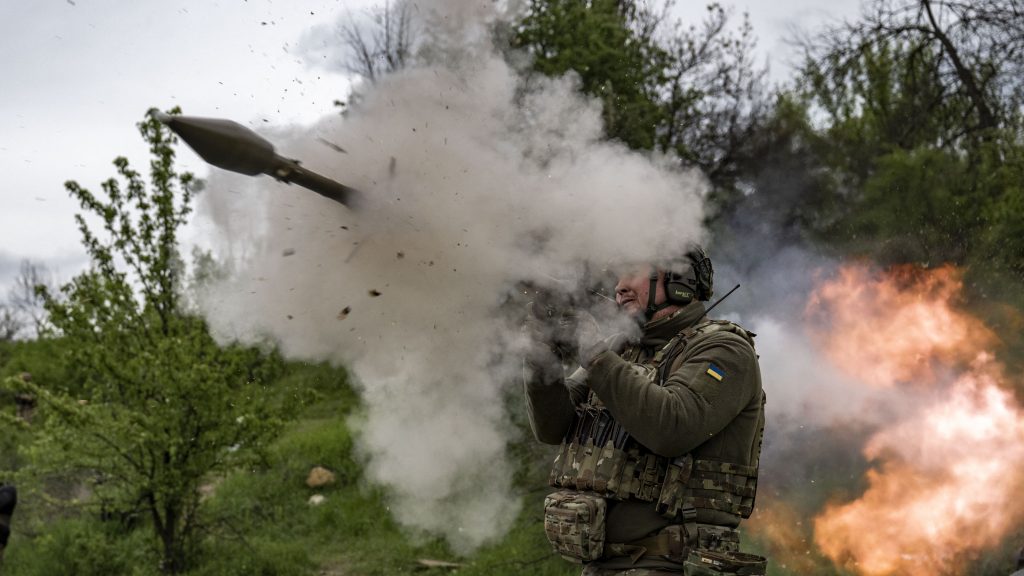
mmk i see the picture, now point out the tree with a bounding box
[792,0,1024,274]
[2,109,284,574]
[657,4,766,188]
[513,1,767,207]
[338,0,416,82]
[801,0,1024,148]
[0,305,20,342]
[6,259,54,340]
[514,0,670,151]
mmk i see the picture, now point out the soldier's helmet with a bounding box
[661,245,714,305]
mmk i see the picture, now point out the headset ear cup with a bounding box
[659,246,714,305]
[663,271,695,305]
[666,281,693,304]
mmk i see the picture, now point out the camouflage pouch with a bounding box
[543,490,607,563]
[614,445,643,500]
[696,525,740,553]
[656,455,694,518]
[549,440,572,487]
[557,441,582,487]
[683,549,767,576]
[575,438,599,491]
[592,440,620,493]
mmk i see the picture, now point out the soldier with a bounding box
[0,484,16,564]
[523,247,767,575]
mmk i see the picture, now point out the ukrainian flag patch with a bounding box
[706,363,725,381]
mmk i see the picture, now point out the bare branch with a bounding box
[338,0,417,82]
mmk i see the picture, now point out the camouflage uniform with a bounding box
[526,301,765,574]
[581,568,678,576]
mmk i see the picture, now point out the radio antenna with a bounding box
[704,284,740,315]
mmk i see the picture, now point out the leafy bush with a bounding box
[2,516,158,576]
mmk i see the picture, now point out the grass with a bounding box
[193,374,574,576]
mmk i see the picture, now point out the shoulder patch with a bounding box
[706,363,725,381]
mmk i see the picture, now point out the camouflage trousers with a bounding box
[578,524,762,576]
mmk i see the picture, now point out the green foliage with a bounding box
[0,339,70,471]
[193,380,572,576]
[1,516,159,576]
[188,539,313,576]
[787,15,1024,291]
[973,143,1024,286]
[0,109,287,574]
[514,1,765,189]
[514,0,667,150]
[837,147,973,264]
[802,39,958,167]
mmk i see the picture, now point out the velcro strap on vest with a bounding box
[686,459,758,518]
[605,516,740,564]
[687,496,753,518]
[693,460,757,477]
[605,523,690,563]
[692,471,757,498]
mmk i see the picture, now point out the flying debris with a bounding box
[316,137,347,154]
[152,111,363,208]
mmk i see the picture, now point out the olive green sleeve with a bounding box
[523,363,585,445]
[587,331,759,457]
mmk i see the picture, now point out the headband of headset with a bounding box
[644,246,714,319]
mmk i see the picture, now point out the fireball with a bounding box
[801,264,1024,575]
[805,264,997,388]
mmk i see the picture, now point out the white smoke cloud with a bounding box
[196,0,706,552]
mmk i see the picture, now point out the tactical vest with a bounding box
[547,320,764,522]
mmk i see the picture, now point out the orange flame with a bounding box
[806,264,1024,575]
[805,264,997,387]
[745,501,824,574]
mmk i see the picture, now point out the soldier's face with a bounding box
[614,266,666,317]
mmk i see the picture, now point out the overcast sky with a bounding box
[0,0,862,294]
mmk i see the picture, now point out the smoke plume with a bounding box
[713,149,1024,573]
[196,0,706,552]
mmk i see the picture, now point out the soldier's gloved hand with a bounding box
[575,313,629,368]
[579,333,629,368]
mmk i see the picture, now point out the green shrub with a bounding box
[2,517,158,576]
[190,538,313,576]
